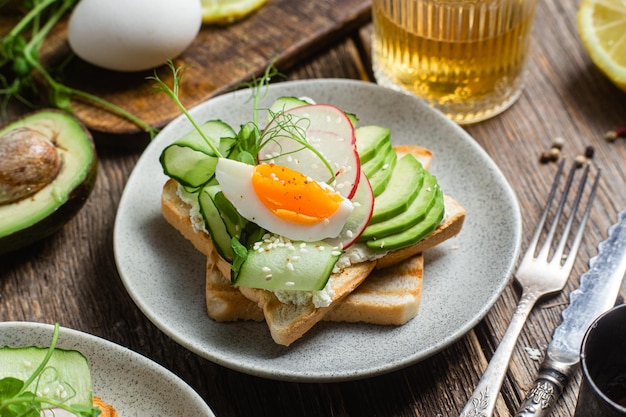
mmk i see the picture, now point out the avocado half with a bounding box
[0,110,97,254]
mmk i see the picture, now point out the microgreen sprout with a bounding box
[154,59,338,183]
[0,0,157,137]
[0,323,101,417]
[150,61,224,158]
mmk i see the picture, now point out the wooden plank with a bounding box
[36,0,371,134]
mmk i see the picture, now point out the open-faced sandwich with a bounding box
[0,324,117,417]
[159,93,466,346]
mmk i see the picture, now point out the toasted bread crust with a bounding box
[238,260,376,345]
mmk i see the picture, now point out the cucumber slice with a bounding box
[267,96,311,121]
[267,96,358,127]
[198,184,234,261]
[233,237,342,291]
[0,346,93,407]
[160,120,236,188]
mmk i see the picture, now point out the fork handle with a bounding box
[513,358,575,417]
[459,291,540,417]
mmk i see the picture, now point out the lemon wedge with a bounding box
[201,0,267,25]
[577,0,626,91]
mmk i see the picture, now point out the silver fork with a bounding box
[459,159,600,417]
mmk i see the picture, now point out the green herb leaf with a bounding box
[0,377,24,400]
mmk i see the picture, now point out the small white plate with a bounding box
[0,322,215,416]
[114,79,522,382]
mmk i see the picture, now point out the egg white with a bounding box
[215,159,354,242]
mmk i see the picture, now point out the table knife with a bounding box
[515,209,626,417]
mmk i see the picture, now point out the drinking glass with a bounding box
[371,0,539,124]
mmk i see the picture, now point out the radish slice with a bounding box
[259,104,361,199]
[324,171,374,249]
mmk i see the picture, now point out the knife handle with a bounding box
[514,358,576,417]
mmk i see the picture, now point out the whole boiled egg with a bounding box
[215,159,354,242]
[67,0,202,72]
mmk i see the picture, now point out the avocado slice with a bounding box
[366,188,445,252]
[369,154,424,223]
[0,110,97,254]
[360,171,440,240]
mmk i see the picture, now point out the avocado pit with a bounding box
[0,110,97,254]
[0,127,62,204]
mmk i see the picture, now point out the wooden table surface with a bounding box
[2,1,626,416]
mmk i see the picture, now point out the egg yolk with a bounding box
[251,164,344,225]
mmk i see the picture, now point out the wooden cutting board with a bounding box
[39,0,371,135]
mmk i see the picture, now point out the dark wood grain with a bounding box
[37,0,371,135]
[2,0,626,416]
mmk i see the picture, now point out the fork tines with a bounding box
[527,159,601,268]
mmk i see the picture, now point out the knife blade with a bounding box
[515,209,626,417]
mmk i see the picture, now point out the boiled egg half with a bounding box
[215,159,354,242]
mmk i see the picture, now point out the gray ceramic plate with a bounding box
[0,322,215,416]
[114,79,522,382]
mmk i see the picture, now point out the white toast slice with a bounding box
[204,253,424,325]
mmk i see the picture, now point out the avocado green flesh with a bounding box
[369,154,424,223]
[355,125,391,164]
[360,141,394,178]
[367,150,397,197]
[366,189,445,252]
[0,346,93,407]
[361,171,440,240]
[0,111,96,254]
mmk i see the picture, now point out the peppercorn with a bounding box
[540,151,551,163]
[551,137,565,149]
[605,126,626,142]
[574,154,587,167]
[584,145,595,159]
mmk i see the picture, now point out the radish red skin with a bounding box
[259,104,361,199]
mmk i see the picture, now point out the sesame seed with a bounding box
[346,230,354,238]
[265,274,273,280]
[285,281,295,286]
[286,262,295,271]
[262,266,271,273]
